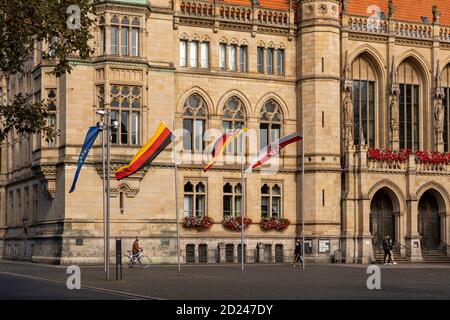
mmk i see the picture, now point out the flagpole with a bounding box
[241,133,245,271]
[173,119,181,271]
[302,131,305,270]
[101,122,106,274]
[106,112,111,280]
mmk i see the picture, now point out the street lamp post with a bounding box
[97,110,119,281]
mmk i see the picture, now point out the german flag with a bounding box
[203,128,248,172]
[115,122,174,180]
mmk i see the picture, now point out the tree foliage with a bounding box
[0,0,98,142]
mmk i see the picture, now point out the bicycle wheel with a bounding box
[138,255,151,267]
[122,255,133,268]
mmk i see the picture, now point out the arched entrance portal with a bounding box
[418,190,441,250]
[370,189,395,248]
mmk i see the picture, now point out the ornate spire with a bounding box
[343,51,353,93]
[434,60,445,100]
[390,56,399,95]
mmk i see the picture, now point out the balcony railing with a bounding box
[366,154,450,174]
[179,0,290,28]
[348,17,388,34]
[440,27,450,42]
[395,22,432,39]
[347,16,439,41]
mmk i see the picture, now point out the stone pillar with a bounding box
[218,242,225,263]
[358,197,374,264]
[405,198,423,262]
[445,214,450,257]
[258,242,264,263]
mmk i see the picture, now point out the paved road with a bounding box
[0,273,136,300]
[1,260,450,299]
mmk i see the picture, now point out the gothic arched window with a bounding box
[352,55,376,148]
[260,99,282,149]
[183,94,207,152]
[441,64,450,151]
[222,96,245,154]
[398,58,421,150]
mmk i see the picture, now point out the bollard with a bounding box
[115,238,122,281]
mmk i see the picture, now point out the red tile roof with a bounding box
[347,0,450,26]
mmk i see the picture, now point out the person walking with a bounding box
[292,239,304,267]
[388,237,397,265]
[383,235,397,265]
[383,236,391,265]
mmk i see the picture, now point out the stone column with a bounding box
[218,242,225,263]
[258,242,264,263]
[405,198,423,262]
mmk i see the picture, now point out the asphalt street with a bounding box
[0,260,450,299]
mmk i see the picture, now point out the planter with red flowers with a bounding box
[367,148,412,162]
[222,216,252,231]
[183,216,214,231]
[415,151,450,165]
[415,151,450,171]
[260,217,291,231]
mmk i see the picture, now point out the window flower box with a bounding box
[260,217,290,231]
[415,151,450,165]
[367,148,412,163]
[183,216,214,230]
[222,216,252,231]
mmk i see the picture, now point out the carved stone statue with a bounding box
[390,94,399,126]
[388,0,396,18]
[435,99,444,129]
[433,5,441,24]
[342,0,350,15]
[343,92,353,125]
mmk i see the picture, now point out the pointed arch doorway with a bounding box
[370,188,396,250]
[418,190,442,251]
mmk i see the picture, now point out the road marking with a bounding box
[0,271,165,300]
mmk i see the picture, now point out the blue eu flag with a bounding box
[69,126,100,193]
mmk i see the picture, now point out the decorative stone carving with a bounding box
[342,0,349,15]
[390,56,400,149]
[433,5,441,24]
[434,60,445,150]
[342,51,353,148]
[388,0,396,19]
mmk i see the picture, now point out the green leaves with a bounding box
[0,94,60,143]
[0,0,98,141]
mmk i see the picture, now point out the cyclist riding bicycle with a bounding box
[132,236,143,261]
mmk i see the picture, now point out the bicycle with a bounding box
[122,249,151,268]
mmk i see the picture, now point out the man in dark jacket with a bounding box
[383,236,393,265]
[292,239,303,267]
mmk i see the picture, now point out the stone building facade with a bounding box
[0,0,450,264]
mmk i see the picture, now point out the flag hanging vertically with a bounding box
[203,128,248,172]
[245,132,302,173]
[69,126,101,193]
[115,122,175,180]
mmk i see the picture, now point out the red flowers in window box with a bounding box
[260,217,291,231]
[183,216,214,230]
[415,151,450,165]
[367,148,412,162]
[222,216,252,231]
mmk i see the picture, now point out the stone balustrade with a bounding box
[179,0,290,28]
[367,159,406,171]
[367,155,450,174]
[348,17,388,34]
[440,27,450,42]
[395,21,432,39]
